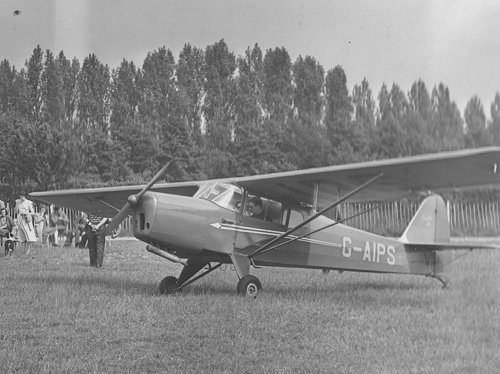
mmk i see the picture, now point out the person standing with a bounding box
[16,195,37,254]
[84,210,109,268]
[49,206,69,246]
[74,212,88,248]
[0,207,13,236]
[33,206,48,244]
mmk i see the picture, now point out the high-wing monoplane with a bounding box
[30,147,500,297]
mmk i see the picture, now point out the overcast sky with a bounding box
[1,0,499,117]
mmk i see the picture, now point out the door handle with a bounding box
[221,218,235,225]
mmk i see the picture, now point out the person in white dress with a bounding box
[16,195,37,254]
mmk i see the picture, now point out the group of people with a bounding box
[0,197,73,254]
[0,196,115,268]
[1,195,39,254]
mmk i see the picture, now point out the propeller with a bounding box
[105,162,171,236]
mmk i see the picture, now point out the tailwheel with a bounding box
[159,276,180,295]
[237,275,262,298]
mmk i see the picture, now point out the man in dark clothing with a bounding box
[84,210,109,267]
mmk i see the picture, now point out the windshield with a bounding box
[194,183,243,212]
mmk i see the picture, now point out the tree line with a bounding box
[1,40,500,205]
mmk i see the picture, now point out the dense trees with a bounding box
[489,93,500,144]
[1,43,499,204]
[324,66,353,161]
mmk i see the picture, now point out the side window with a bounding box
[288,209,304,227]
[245,194,283,223]
[266,200,283,224]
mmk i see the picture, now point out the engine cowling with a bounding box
[132,192,212,257]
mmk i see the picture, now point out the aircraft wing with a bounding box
[230,147,500,207]
[30,147,500,215]
[30,182,201,217]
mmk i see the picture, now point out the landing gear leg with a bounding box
[230,251,262,298]
[158,258,208,295]
[177,258,208,286]
[427,274,448,289]
[158,261,224,295]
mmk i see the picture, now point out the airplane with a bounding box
[30,147,500,297]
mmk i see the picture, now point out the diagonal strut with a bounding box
[254,202,384,257]
[248,173,384,259]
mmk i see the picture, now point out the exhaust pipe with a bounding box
[146,245,187,266]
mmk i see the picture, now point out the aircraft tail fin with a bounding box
[400,195,450,244]
[399,195,500,276]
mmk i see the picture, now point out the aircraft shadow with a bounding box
[12,267,441,302]
[179,277,438,304]
[330,280,433,292]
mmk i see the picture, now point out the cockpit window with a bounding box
[194,183,242,213]
[244,194,283,224]
[194,183,284,222]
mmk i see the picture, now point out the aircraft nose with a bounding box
[133,192,158,235]
[128,194,138,206]
[133,192,209,253]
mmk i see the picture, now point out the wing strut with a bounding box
[248,173,383,259]
[253,202,383,257]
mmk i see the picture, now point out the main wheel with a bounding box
[237,275,262,297]
[159,276,179,295]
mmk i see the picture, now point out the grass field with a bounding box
[1,239,499,373]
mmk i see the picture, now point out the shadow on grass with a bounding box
[10,263,442,304]
[177,274,440,304]
[174,285,437,311]
[332,279,435,291]
[264,280,433,294]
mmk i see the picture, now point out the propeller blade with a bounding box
[105,161,171,236]
[135,161,171,201]
[105,203,132,236]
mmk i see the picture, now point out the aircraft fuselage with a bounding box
[132,191,445,277]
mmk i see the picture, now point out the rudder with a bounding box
[400,195,450,244]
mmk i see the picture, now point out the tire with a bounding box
[237,275,262,297]
[159,276,178,295]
